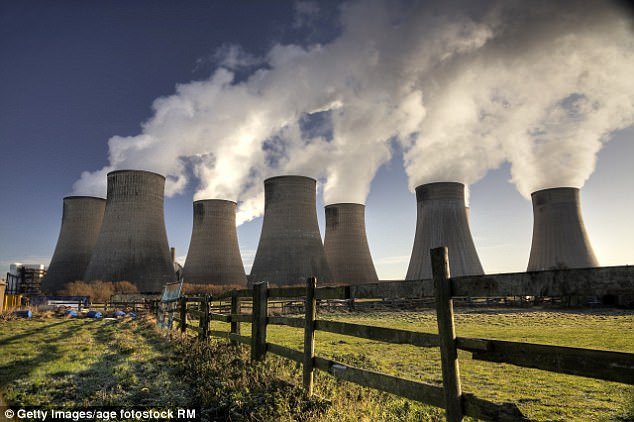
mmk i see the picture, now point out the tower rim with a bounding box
[63,195,106,201]
[107,169,166,180]
[325,202,365,208]
[264,175,316,184]
[193,198,237,206]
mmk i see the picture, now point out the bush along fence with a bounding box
[157,246,634,422]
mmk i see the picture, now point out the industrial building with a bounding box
[41,196,105,294]
[83,170,175,293]
[406,182,484,280]
[182,199,247,286]
[324,203,378,284]
[527,187,598,271]
[250,175,332,286]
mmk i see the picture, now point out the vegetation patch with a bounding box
[0,315,191,408]
[59,281,139,302]
[236,308,634,421]
[1,308,632,421]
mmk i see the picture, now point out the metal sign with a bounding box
[158,280,183,329]
[161,281,183,303]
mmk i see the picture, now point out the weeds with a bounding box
[0,316,192,408]
[59,281,138,302]
[0,310,19,321]
[171,336,330,421]
[1,309,632,421]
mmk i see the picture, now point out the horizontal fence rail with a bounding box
[451,265,634,298]
[462,339,634,384]
[315,319,440,347]
[159,255,634,421]
[214,265,633,301]
[176,307,634,385]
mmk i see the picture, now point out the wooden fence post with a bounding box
[431,246,463,422]
[303,277,317,395]
[199,296,210,340]
[179,296,187,333]
[251,281,269,362]
[156,300,164,327]
[206,295,212,338]
[230,291,241,345]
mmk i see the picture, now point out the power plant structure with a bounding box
[182,199,247,286]
[406,182,484,280]
[83,170,175,293]
[41,196,106,294]
[250,175,332,286]
[324,203,378,284]
[527,187,598,271]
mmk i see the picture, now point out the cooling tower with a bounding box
[324,203,378,284]
[406,182,484,280]
[527,187,598,271]
[41,196,106,294]
[182,199,247,286]
[250,175,332,286]
[83,170,175,292]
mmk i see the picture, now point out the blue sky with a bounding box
[1,1,632,279]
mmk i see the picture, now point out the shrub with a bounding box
[60,281,139,303]
[181,283,246,296]
[172,337,330,421]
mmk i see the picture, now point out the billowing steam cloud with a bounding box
[402,1,634,195]
[74,0,633,223]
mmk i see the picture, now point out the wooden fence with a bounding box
[159,247,634,422]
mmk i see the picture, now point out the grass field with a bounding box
[216,307,634,421]
[0,308,632,421]
[0,315,193,408]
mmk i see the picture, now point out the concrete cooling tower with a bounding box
[83,170,175,293]
[527,187,598,271]
[182,199,247,286]
[41,196,106,294]
[250,175,332,286]
[324,203,378,284]
[406,182,484,280]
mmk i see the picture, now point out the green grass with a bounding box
[1,308,632,421]
[217,308,634,421]
[0,315,192,408]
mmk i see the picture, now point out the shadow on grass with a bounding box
[1,317,193,408]
[51,318,193,407]
[0,320,69,346]
[0,343,59,384]
[46,320,87,343]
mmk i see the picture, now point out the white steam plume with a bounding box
[72,0,473,220]
[74,0,633,223]
[401,0,634,196]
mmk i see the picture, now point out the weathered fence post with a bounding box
[199,296,210,340]
[230,291,241,345]
[179,296,187,333]
[251,281,269,361]
[303,277,317,395]
[431,246,463,422]
[206,295,212,338]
